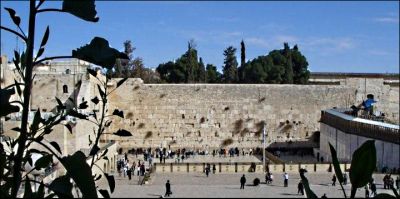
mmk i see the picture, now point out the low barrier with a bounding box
[154,162,350,174]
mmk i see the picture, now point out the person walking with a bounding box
[284,173,289,187]
[132,161,136,176]
[298,180,304,195]
[165,180,172,197]
[396,176,400,191]
[123,165,127,178]
[205,165,210,177]
[240,174,246,189]
[343,173,348,185]
[332,175,337,186]
[365,186,370,198]
[370,182,377,197]
[127,167,132,180]
[212,164,216,174]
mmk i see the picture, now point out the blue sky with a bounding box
[1,1,399,73]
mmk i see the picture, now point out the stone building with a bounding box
[319,109,399,171]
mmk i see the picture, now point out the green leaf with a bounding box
[116,78,128,88]
[91,96,99,105]
[49,141,62,154]
[350,140,376,189]
[4,8,21,27]
[72,37,128,69]
[62,0,99,22]
[112,109,124,118]
[79,101,88,109]
[36,48,45,60]
[23,177,33,198]
[11,127,21,132]
[40,26,50,48]
[0,88,20,117]
[14,50,20,65]
[65,124,73,134]
[113,129,132,137]
[374,193,396,198]
[55,97,66,110]
[61,151,97,198]
[21,51,26,71]
[300,172,318,199]
[98,189,110,198]
[48,175,73,198]
[104,173,115,193]
[67,109,87,119]
[329,143,344,184]
[34,154,53,170]
[30,110,43,133]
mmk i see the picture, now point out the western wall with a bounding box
[105,81,355,150]
[1,56,399,153]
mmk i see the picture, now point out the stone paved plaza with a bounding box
[106,172,398,198]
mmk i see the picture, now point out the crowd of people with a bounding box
[116,156,148,180]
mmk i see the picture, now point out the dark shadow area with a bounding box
[281,193,301,196]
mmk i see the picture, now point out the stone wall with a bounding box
[105,80,355,150]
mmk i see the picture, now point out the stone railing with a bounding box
[153,162,350,174]
[320,109,399,144]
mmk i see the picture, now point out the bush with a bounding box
[253,178,260,186]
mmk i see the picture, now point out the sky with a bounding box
[1,1,399,73]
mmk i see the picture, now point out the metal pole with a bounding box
[263,123,266,173]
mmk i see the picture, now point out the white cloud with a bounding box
[300,37,355,53]
[374,17,399,23]
[245,37,269,48]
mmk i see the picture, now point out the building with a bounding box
[319,108,399,171]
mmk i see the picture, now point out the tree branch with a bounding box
[0,26,27,42]
[35,0,45,10]
[34,56,73,66]
[36,8,64,14]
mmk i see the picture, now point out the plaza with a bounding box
[107,173,397,198]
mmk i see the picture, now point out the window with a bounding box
[63,85,68,93]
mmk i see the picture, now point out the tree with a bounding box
[240,40,246,68]
[239,40,246,82]
[282,42,294,84]
[114,40,136,78]
[222,46,238,83]
[291,45,310,84]
[186,39,199,83]
[0,0,130,197]
[197,57,206,82]
[205,64,221,83]
[156,40,206,83]
[132,57,145,79]
[238,43,309,84]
